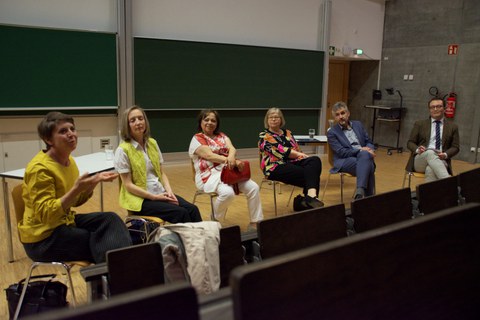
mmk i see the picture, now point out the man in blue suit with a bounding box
[327,101,376,199]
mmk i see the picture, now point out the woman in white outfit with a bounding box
[189,109,263,230]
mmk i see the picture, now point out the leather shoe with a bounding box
[354,188,365,200]
[354,193,364,200]
[306,196,325,208]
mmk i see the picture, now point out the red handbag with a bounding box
[221,160,251,186]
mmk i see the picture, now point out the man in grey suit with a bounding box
[327,101,376,199]
[406,97,460,182]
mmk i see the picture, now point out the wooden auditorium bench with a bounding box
[30,283,199,320]
[257,204,347,260]
[350,187,412,232]
[230,203,480,320]
[457,167,480,203]
[416,175,458,214]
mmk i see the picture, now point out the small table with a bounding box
[364,105,405,155]
[0,152,114,262]
[294,135,327,146]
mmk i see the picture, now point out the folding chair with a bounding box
[321,143,355,203]
[190,160,218,220]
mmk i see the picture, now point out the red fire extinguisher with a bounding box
[445,92,456,118]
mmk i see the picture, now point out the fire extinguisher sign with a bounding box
[448,44,458,55]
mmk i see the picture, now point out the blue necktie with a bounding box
[435,120,441,150]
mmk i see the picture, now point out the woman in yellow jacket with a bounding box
[114,106,202,223]
[19,112,131,263]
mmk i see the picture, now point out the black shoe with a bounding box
[354,188,365,200]
[305,196,325,208]
[354,193,364,200]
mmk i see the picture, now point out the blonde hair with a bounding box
[264,107,286,128]
[120,105,151,142]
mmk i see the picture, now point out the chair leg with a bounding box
[286,185,295,207]
[272,181,278,216]
[62,263,77,307]
[340,174,344,203]
[321,173,331,201]
[13,263,37,320]
[209,195,215,218]
[192,191,198,204]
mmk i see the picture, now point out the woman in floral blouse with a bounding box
[259,107,323,209]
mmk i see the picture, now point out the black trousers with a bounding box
[23,212,132,263]
[268,156,322,196]
[139,195,202,223]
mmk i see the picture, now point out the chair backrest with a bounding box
[457,167,480,203]
[11,184,25,224]
[231,203,480,320]
[31,283,199,320]
[218,225,245,287]
[107,242,165,296]
[351,188,412,232]
[257,204,347,259]
[416,175,458,215]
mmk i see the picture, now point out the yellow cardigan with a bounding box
[19,151,91,243]
[118,138,163,212]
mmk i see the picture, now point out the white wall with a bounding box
[133,0,325,50]
[0,0,117,32]
[132,0,384,59]
[0,117,118,171]
[330,0,385,59]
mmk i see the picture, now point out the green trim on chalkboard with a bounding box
[146,109,320,153]
[134,38,324,110]
[0,25,117,110]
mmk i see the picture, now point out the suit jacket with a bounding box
[327,120,375,173]
[405,118,460,173]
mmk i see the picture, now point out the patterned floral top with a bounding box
[258,129,304,176]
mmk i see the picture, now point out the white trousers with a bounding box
[214,179,264,223]
[414,150,450,182]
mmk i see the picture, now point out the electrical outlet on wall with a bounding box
[100,139,111,149]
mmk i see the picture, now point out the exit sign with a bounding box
[448,44,458,55]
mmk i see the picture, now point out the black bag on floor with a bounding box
[5,274,68,319]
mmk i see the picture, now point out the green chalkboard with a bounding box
[0,25,117,111]
[134,38,324,110]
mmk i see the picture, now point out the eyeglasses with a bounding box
[268,116,280,120]
[429,105,444,110]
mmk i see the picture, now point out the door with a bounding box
[326,60,350,129]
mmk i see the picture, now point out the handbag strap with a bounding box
[18,274,57,286]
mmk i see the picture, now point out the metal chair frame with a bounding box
[321,143,355,203]
[402,170,426,189]
[259,177,296,216]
